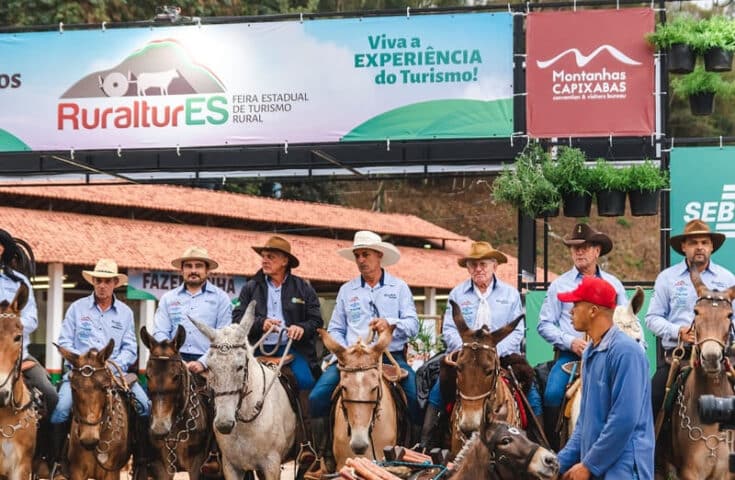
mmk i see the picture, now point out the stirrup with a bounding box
[200,450,223,477]
[303,457,327,480]
[296,441,318,467]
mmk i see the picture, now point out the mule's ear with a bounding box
[140,326,152,351]
[370,325,394,355]
[54,343,79,367]
[630,286,645,316]
[690,263,708,297]
[449,300,469,334]
[490,314,524,346]
[173,324,187,351]
[100,339,115,362]
[728,285,735,302]
[189,316,216,342]
[238,300,257,336]
[12,283,28,313]
[318,328,346,357]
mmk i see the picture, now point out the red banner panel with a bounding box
[526,8,655,138]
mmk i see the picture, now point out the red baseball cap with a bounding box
[557,276,617,309]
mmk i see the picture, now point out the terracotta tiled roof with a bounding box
[0,184,464,242]
[0,206,546,289]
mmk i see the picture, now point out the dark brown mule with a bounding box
[56,340,133,480]
[0,284,38,480]
[141,325,212,479]
[443,300,524,456]
[658,266,735,480]
[450,419,558,479]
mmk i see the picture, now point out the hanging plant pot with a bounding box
[629,190,660,216]
[562,192,592,218]
[668,43,696,74]
[535,206,560,219]
[689,92,715,116]
[704,47,733,72]
[596,190,626,217]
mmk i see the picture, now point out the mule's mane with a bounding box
[453,431,479,466]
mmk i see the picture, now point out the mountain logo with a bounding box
[61,39,226,99]
[536,45,642,69]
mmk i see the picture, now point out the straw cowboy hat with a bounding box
[458,241,508,267]
[82,259,128,286]
[338,231,401,266]
[171,246,219,270]
[670,219,726,255]
[562,223,613,256]
[252,236,300,269]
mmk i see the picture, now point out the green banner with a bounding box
[670,147,735,271]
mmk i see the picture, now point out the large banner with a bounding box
[670,147,735,271]
[526,8,655,137]
[0,13,513,152]
[126,269,247,301]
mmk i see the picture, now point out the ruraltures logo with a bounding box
[536,44,642,101]
[683,184,735,238]
[57,39,228,130]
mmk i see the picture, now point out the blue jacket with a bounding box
[558,325,654,479]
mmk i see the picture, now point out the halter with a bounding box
[485,423,540,480]
[337,361,384,460]
[0,326,33,414]
[456,341,500,403]
[690,294,735,369]
[209,342,268,423]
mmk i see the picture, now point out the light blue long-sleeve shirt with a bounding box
[537,267,627,351]
[153,281,232,366]
[0,270,37,360]
[646,259,735,349]
[558,326,654,479]
[328,270,418,352]
[442,277,524,356]
[57,294,137,372]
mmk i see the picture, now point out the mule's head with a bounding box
[319,326,393,456]
[141,325,188,438]
[448,300,522,437]
[0,283,27,407]
[57,339,115,449]
[481,420,559,480]
[192,301,255,435]
[612,286,645,342]
[689,266,735,374]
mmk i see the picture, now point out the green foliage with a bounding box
[647,16,698,49]
[409,317,444,356]
[672,65,733,96]
[616,217,631,228]
[694,16,735,52]
[626,160,669,192]
[588,158,628,192]
[492,143,561,218]
[543,146,592,196]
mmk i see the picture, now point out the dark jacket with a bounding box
[232,269,323,376]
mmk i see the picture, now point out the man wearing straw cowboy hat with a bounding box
[50,259,150,480]
[646,219,735,424]
[153,246,232,476]
[233,235,323,391]
[537,223,630,449]
[308,231,419,463]
[420,240,542,450]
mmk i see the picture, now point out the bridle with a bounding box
[209,342,267,423]
[456,341,500,403]
[147,354,193,414]
[337,360,384,460]
[690,293,734,369]
[485,423,540,480]
[0,316,33,413]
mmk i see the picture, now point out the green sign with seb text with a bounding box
[670,147,735,271]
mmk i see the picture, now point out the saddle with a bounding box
[257,354,294,368]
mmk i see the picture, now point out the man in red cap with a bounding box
[556,276,654,480]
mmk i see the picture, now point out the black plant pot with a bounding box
[704,47,733,72]
[562,193,592,218]
[689,92,715,116]
[629,189,660,216]
[667,43,695,74]
[596,190,626,217]
[535,206,560,219]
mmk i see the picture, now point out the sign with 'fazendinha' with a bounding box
[0,13,513,152]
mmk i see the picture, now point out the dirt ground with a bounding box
[167,462,296,479]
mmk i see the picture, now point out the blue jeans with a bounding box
[255,344,315,391]
[309,352,420,424]
[543,350,580,408]
[51,373,150,424]
[428,378,543,416]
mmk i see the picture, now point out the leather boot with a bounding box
[544,406,561,451]
[200,437,223,477]
[35,418,52,478]
[419,405,443,452]
[132,415,151,480]
[50,422,70,480]
[304,417,331,480]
